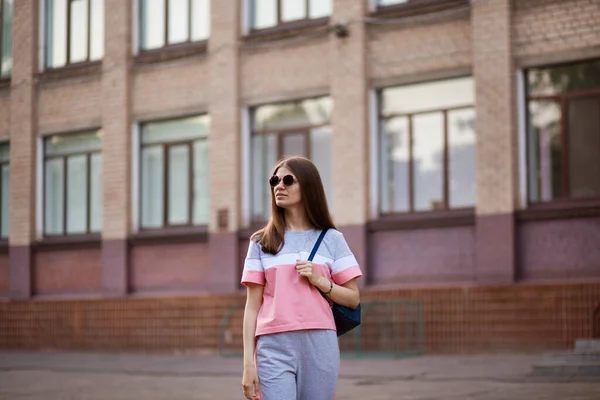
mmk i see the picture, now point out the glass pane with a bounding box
[66,155,87,234]
[251,0,277,29]
[192,140,209,225]
[381,117,409,213]
[46,0,67,68]
[1,165,9,238]
[1,0,13,77]
[168,145,190,225]
[281,0,306,22]
[382,77,474,115]
[568,97,600,199]
[90,0,104,60]
[253,97,333,131]
[142,115,210,144]
[0,143,9,163]
[140,0,166,50]
[413,113,444,211]
[191,0,209,41]
[378,0,408,5]
[90,153,102,232]
[309,0,331,18]
[69,0,89,63]
[45,131,101,156]
[251,134,277,221]
[141,146,164,228]
[310,126,332,207]
[528,101,562,202]
[282,133,306,158]
[527,59,600,96]
[44,158,64,235]
[448,108,476,208]
[168,0,189,44]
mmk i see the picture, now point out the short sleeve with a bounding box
[330,230,363,285]
[241,240,265,286]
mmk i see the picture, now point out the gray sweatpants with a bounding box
[256,329,340,400]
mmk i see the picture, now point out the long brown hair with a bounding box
[251,156,335,254]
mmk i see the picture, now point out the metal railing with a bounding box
[218,300,424,358]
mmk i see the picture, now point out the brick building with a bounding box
[0,0,599,353]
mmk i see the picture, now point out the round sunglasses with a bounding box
[269,174,297,187]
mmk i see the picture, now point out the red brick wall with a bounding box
[0,254,8,293]
[33,249,102,295]
[1,282,598,354]
[129,243,210,293]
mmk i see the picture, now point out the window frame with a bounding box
[138,116,209,231]
[138,0,208,53]
[249,98,332,224]
[42,132,102,237]
[524,61,600,206]
[248,0,330,32]
[377,80,476,215]
[44,0,101,70]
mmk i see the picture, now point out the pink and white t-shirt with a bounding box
[241,229,362,336]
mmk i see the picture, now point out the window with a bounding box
[249,0,332,30]
[251,97,333,222]
[0,143,9,239]
[44,0,104,69]
[379,77,476,214]
[43,131,102,236]
[377,0,408,6]
[139,0,209,51]
[139,115,210,229]
[526,59,600,204]
[1,0,12,78]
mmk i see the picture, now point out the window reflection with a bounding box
[141,0,166,50]
[250,0,331,30]
[281,0,306,22]
[1,0,14,77]
[448,109,476,208]
[45,0,104,68]
[251,97,333,221]
[43,131,102,236]
[526,59,600,205]
[413,113,444,211]
[140,115,210,229]
[379,77,476,214]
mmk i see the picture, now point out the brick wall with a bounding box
[37,77,103,135]
[368,12,472,81]
[0,254,8,293]
[33,249,102,295]
[132,57,210,120]
[1,282,598,354]
[129,243,210,292]
[514,0,600,59]
[240,39,331,103]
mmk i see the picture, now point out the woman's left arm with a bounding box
[314,276,360,309]
[295,261,360,309]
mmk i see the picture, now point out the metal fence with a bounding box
[218,300,424,358]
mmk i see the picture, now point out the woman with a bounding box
[241,156,362,400]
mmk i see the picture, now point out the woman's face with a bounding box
[272,167,302,209]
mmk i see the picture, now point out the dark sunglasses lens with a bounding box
[269,176,280,187]
[282,175,295,186]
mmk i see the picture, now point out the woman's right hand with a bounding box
[242,365,261,399]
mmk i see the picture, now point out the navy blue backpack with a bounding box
[308,229,362,337]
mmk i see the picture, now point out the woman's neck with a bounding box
[284,206,312,232]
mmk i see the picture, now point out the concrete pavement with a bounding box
[0,351,599,399]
